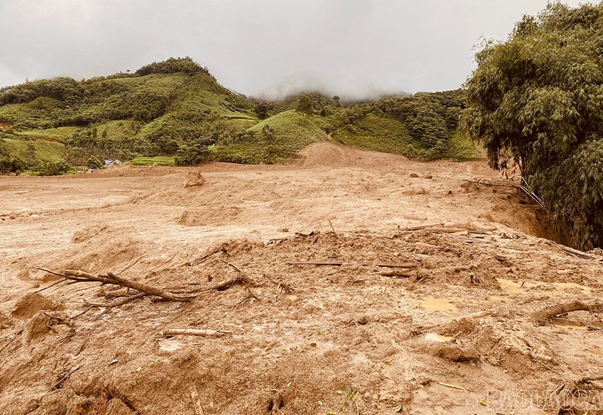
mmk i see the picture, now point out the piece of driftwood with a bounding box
[533,301,603,324]
[563,246,596,260]
[190,385,205,415]
[428,227,469,234]
[160,329,232,338]
[379,270,414,278]
[287,261,417,268]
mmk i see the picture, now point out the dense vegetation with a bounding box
[0,57,478,174]
[463,3,603,249]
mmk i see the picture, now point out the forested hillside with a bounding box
[0,57,479,173]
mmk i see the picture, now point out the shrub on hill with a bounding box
[135,57,210,76]
[0,77,82,105]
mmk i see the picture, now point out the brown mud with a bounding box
[1,142,602,414]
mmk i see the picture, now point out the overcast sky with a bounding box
[0,0,588,99]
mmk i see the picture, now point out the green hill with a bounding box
[0,57,479,173]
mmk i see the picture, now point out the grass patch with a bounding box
[249,110,327,150]
[130,156,175,166]
[332,114,422,157]
[13,126,81,143]
[440,132,484,160]
[2,138,66,164]
[210,110,329,163]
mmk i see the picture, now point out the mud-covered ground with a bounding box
[1,143,602,415]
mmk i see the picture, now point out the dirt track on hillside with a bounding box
[1,143,602,414]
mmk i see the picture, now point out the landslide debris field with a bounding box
[1,143,602,415]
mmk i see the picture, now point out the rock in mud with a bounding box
[183,171,205,188]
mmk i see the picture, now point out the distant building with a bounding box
[104,159,122,167]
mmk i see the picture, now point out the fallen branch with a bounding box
[51,366,80,391]
[160,329,232,338]
[106,272,193,302]
[85,292,146,309]
[0,329,24,354]
[287,261,417,268]
[379,270,414,278]
[190,385,205,415]
[463,178,544,207]
[563,246,596,260]
[32,267,195,306]
[428,227,469,234]
[182,245,226,267]
[462,179,519,189]
[437,382,465,390]
[218,259,258,285]
[533,301,603,324]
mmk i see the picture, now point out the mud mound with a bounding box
[183,171,205,188]
[1,230,602,414]
[11,292,63,319]
[179,206,242,227]
[22,312,52,344]
[298,142,407,168]
[72,224,111,243]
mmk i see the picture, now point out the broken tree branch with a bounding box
[106,272,193,302]
[218,259,258,286]
[287,261,418,268]
[379,270,414,278]
[33,267,195,303]
[85,292,146,309]
[533,301,603,324]
[563,246,596,260]
[462,179,520,189]
[463,178,544,207]
[159,329,233,338]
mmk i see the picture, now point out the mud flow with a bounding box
[1,143,602,414]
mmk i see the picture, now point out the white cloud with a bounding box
[0,0,589,99]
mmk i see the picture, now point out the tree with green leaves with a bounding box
[462,2,603,249]
[254,102,272,120]
[295,95,314,115]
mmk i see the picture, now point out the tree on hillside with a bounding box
[254,102,272,119]
[332,95,341,107]
[295,95,314,115]
[462,2,603,249]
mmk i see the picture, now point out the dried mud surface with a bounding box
[1,143,602,415]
